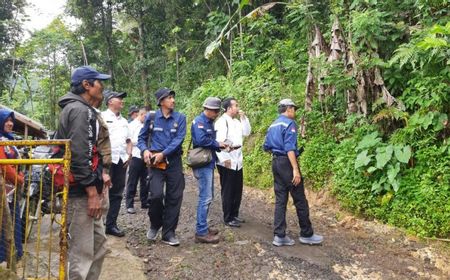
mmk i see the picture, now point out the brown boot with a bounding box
[208,228,219,235]
[195,232,220,244]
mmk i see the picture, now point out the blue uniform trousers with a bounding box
[272,155,314,238]
[147,156,185,240]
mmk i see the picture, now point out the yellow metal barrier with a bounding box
[0,140,70,280]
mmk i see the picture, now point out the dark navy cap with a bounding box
[128,105,139,115]
[71,66,111,86]
[155,88,175,105]
[104,90,127,105]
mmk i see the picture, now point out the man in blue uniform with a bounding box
[137,88,186,246]
[263,99,323,246]
[191,97,228,244]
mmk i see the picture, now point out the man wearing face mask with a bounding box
[215,97,251,228]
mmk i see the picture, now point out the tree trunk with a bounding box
[239,7,244,60]
[137,5,149,106]
[228,2,233,76]
[100,1,115,89]
[175,37,180,84]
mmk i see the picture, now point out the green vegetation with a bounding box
[1,0,448,237]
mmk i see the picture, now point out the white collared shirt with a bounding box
[128,118,144,158]
[215,113,251,170]
[101,109,130,164]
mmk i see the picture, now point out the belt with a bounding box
[272,154,288,159]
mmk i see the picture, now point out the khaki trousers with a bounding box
[67,196,108,280]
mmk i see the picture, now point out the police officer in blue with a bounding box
[263,98,323,246]
[137,88,186,246]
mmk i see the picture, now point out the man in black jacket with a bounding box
[56,66,110,280]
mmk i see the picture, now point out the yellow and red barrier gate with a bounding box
[0,140,70,280]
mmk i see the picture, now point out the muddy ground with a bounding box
[104,173,450,280]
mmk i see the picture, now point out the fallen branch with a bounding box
[425,237,450,242]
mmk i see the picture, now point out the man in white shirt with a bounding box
[101,91,132,237]
[215,97,251,227]
[125,107,149,214]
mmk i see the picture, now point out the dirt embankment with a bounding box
[103,174,449,280]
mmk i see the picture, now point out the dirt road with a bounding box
[105,173,449,280]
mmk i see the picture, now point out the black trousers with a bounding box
[126,157,149,208]
[272,156,313,238]
[217,165,243,223]
[106,159,126,229]
[148,156,185,240]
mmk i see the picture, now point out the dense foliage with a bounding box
[0,0,448,237]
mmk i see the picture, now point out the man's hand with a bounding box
[224,160,232,169]
[86,186,102,219]
[153,152,165,164]
[292,169,302,187]
[143,150,153,165]
[239,110,246,119]
[219,142,229,149]
[102,172,112,189]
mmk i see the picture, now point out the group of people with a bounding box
[0,65,322,279]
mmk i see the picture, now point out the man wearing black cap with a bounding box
[128,105,139,123]
[56,66,110,279]
[263,98,323,247]
[101,90,132,237]
[137,88,186,246]
[191,97,229,244]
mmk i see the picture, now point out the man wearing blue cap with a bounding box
[56,66,111,280]
[263,99,323,247]
[137,88,186,246]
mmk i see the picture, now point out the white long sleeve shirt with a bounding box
[215,113,251,170]
[101,109,130,164]
[128,118,144,158]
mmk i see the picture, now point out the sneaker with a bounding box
[299,234,323,245]
[272,235,295,246]
[234,216,245,223]
[146,228,159,241]
[225,220,241,228]
[162,236,180,246]
[127,208,136,214]
[195,233,220,244]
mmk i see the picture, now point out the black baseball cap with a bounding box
[128,105,139,115]
[104,90,127,105]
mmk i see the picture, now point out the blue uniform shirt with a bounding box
[137,109,186,157]
[263,115,300,157]
[191,112,221,168]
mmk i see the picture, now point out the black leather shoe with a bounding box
[225,220,241,227]
[234,217,246,223]
[141,203,150,209]
[106,226,125,237]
